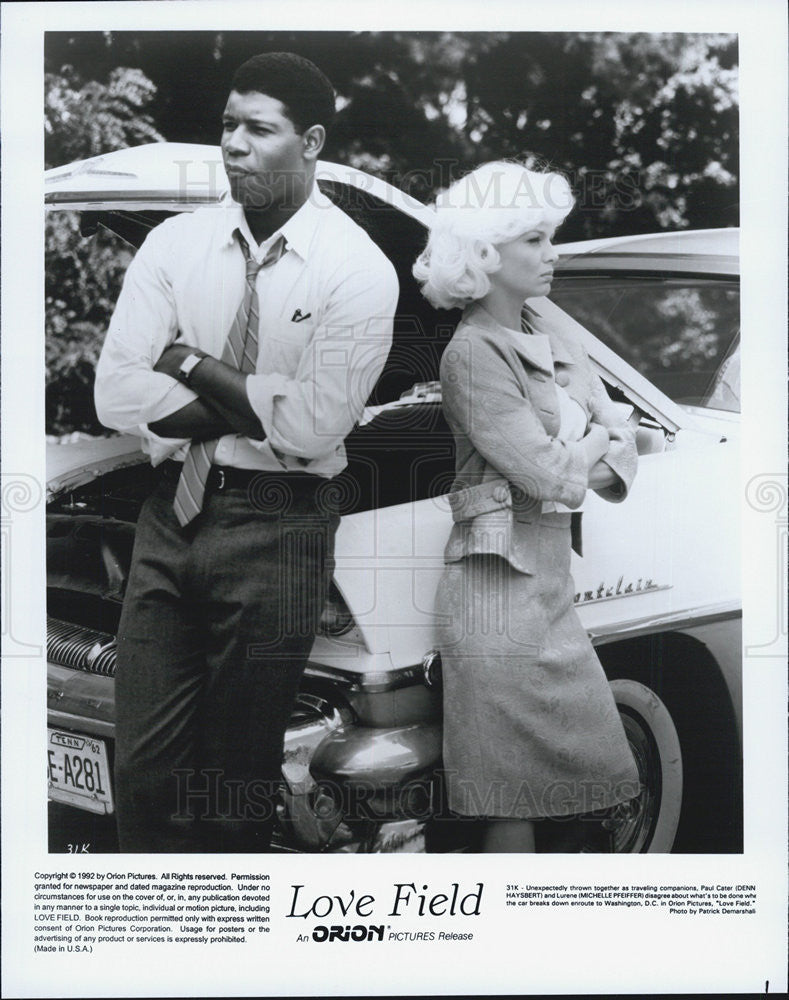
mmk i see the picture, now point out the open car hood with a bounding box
[46,435,145,500]
[45,142,434,225]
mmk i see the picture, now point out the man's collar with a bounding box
[220,183,332,260]
[277,184,332,260]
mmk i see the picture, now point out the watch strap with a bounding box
[179,351,208,385]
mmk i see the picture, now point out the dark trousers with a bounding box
[113,465,339,853]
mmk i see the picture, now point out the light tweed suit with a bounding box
[437,301,641,819]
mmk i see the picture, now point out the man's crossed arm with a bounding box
[150,343,265,441]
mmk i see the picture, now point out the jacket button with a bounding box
[555,369,570,387]
[493,485,510,503]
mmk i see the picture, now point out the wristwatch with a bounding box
[177,351,207,385]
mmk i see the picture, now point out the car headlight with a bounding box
[318,581,354,636]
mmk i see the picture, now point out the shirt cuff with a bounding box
[136,423,188,466]
[139,377,198,427]
[245,372,290,442]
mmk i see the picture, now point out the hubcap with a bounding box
[607,706,663,852]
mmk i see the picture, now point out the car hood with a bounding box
[45,141,433,225]
[47,434,145,500]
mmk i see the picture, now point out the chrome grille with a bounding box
[47,617,117,677]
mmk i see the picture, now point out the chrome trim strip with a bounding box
[555,254,738,276]
[303,661,426,694]
[46,709,115,741]
[48,617,117,676]
[44,195,221,210]
[590,602,742,645]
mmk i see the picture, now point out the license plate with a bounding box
[47,729,114,814]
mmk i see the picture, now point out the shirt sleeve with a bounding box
[94,221,196,458]
[441,333,590,508]
[244,254,398,461]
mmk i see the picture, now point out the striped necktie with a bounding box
[173,231,287,527]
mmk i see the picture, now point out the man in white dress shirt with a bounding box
[95,52,399,852]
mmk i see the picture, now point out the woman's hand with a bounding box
[582,423,609,470]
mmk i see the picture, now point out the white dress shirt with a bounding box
[95,185,399,476]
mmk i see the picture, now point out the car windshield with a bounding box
[549,278,740,413]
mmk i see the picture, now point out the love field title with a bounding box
[286,881,484,919]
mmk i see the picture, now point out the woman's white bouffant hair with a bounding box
[413,161,574,310]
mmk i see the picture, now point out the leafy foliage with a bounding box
[45,65,164,169]
[459,33,738,238]
[44,31,738,235]
[45,65,163,434]
[46,213,133,435]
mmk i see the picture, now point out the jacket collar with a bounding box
[522,301,576,366]
[464,300,576,373]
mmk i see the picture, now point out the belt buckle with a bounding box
[216,469,225,491]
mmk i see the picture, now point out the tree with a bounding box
[45,66,163,435]
[45,65,164,168]
[44,31,738,233]
[45,213,134,435]
[460,33,738,238]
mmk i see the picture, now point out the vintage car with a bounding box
[45,143,741,854]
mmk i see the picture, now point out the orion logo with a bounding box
[312,924,385,943]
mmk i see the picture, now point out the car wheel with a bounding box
[604,678,683,853]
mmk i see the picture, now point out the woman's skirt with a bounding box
[436,519,640,819]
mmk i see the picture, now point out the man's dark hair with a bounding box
[231,52,336,133]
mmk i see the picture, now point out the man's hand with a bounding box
[153,342,197,380]
[190,356,267,439]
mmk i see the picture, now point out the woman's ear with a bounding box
[302,124,326,161]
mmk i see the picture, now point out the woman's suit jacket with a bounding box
[440,300,638,575]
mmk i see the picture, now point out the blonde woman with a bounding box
[415,162,640,852]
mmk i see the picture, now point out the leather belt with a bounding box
[158,460,324,494]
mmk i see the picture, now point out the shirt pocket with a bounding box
[258,317,316,376]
